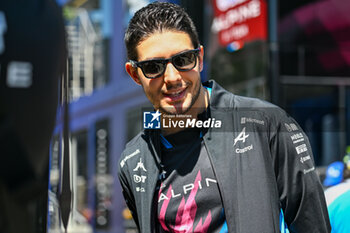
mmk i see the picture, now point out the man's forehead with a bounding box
[135,30,193,60]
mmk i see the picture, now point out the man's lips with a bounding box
[162,88,187,102]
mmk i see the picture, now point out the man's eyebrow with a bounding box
[140,48,194,61]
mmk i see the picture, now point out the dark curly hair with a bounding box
[124,1,200,61]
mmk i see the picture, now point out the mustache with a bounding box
[164,81,191,92]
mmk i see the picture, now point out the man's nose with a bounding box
[163,62,181,84]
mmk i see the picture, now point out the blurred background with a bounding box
[11,0,349,232]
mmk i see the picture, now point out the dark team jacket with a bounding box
[118,80,331,233]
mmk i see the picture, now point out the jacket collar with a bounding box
[203,80,238,231]
[203,79,235,109]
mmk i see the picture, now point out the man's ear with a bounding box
[198,45,204,72]
[125,62,142,85]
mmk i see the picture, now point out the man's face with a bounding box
[126,30,204,115]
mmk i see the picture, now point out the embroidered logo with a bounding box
[133,174,147,183]
[120,149,140,168]
[285,123,298,132]
[234,127,249,146]
[133,158,147,172]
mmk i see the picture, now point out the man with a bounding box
[324,156,350,233]
[118,2,330,233]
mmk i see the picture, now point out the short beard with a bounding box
[160,79,202,115]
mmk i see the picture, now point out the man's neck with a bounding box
[161,85,209,136]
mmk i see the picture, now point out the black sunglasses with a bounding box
[130,48,200,79]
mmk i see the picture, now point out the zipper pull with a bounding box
[158,170,166,181]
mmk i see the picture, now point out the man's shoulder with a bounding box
[119,131,150,168]
[125,131,145,148]
[233,94,276,109]
[206,79,282,115]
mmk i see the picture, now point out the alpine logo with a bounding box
[234,127,249,146]
[234,127,253,154]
